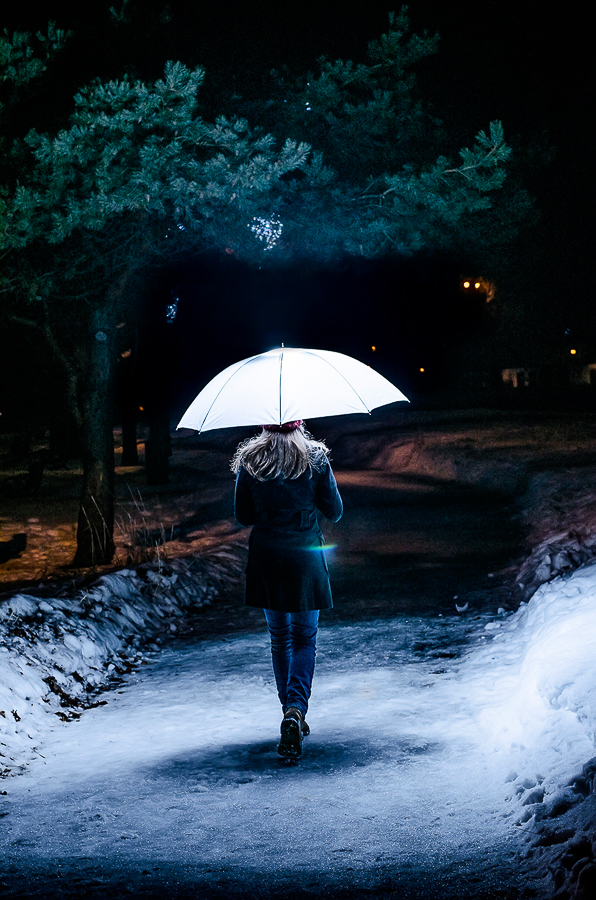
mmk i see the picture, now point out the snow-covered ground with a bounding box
[2,555,596,898]
[0,547,245,777]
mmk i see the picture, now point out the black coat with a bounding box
[234,457,343,612]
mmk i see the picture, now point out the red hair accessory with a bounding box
[263,420,304,433]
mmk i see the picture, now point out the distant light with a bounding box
[371,345,376,352]
[139,406,144,411]
[570,348,577,355]
[475,282,481,289]
[121,349,132,359]
[463,281,470,288]
[166,298,179,323]
[419,367,425,373]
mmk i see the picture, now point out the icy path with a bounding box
[1,613,524,899]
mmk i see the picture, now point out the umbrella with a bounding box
[177,346,409,433]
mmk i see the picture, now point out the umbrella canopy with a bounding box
[177,347,409,433]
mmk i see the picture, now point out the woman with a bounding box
[232,420,343,759]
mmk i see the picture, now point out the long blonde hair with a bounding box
[231,424,330,481]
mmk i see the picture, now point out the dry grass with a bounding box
[114,486,175,568]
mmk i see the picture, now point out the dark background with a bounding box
[1,0,593,416]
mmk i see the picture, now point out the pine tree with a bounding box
[2,60,310,566]
[222,7,531,262]
[1,10,530,568]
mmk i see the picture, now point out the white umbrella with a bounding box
[177,346,409,433]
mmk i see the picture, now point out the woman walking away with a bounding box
[232,420,343,759]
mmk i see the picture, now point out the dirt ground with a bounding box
[0,427,243,597]
[3,407,596,610]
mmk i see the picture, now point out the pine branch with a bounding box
[0,23,71,90]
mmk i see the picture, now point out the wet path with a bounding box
[321,468,520,620]
[179,465,522,641]
[0,467,527,899]
[1,617,524,900]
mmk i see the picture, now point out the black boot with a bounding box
[278,707,306,758]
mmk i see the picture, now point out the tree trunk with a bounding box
[49,369,82,465]
[119,343,139,466]
[144,302,174,485]
[121,404,139,466]
[8,429,33,464]
[72,307,117,567]
[145,403,171,484]
[8,310,84,465]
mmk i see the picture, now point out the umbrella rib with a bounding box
[278,348,283,425]
[196,356,259,432]
[308,350,373,413]
[186,346,401,433]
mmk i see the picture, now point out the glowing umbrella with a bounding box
[177,346,408,433]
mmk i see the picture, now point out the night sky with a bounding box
[2,1,592,407]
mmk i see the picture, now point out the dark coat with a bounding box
[234,456,343,612]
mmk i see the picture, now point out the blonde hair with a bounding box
[231,425,330,481]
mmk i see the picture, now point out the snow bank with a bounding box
[469,568,596,755]
[459,563,596,897]
[0,547,244,777]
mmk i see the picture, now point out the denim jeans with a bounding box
[264,610,319,718]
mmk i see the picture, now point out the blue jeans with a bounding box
[264,610,319,719]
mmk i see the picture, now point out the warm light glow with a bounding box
[570,349,577,355]
[139,406,144,411]
[419,367,425,373]
[371,346,376,352]
[462,278,496,301]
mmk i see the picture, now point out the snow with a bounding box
[464,570,596,810]
[2,551,596,896]
[0,548,245,777]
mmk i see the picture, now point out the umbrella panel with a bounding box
[177,347,408,432]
